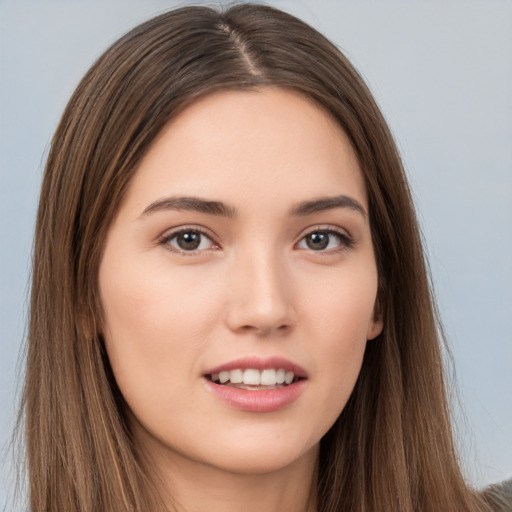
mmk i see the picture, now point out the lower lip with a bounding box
[204,378,307,413]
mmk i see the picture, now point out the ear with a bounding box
[367,286,384,340]
[366,314,383,340]
[78,300,102,339]
[78,311,94,338]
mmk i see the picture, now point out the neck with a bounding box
[142,442,319,512]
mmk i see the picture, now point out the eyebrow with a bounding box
[142,196,237,218]
[141,194,367,219]
[291,195,367,219]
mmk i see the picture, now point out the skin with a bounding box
[99,88,383,512]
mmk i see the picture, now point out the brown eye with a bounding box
[297,229,353,252]
[164,230,215,252]
[305,232,330,250]
[175,232,201,250]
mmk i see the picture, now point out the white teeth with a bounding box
[260,369,276,385]
[211,368,297,386]
[230,369,243,384]
[243,369,260,385]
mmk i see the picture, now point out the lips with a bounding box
[203,357,307,412]
[205,356,306,388]
[209,368,296,388]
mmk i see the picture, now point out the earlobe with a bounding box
[78,304,102,340]
[367,317,383,340]
[367,290,384,340]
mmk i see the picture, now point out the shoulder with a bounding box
[481,479,512,512]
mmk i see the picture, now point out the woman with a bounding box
[19,3,500,511]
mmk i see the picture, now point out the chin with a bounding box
[200,440,319,476]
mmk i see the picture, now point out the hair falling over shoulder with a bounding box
[18,3,496,511]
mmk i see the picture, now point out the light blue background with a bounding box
[1,0,511,508]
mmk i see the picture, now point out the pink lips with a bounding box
[203,356,307,413]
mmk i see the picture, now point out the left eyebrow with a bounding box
[291,195,367,219]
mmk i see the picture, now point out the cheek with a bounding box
[300,266,377,422]
[99,258,225,406]
[101,255,222,341]
[303,260,378,344]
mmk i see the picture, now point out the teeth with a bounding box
[243,369,260,385]
[230,369,243,384]
[260,369,276,385]
[210,368,297,386]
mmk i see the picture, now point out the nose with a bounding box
[225,249,296,336]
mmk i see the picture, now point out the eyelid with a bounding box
[295,224,355,252]
[158,225,220,254]
[156,223,354,255]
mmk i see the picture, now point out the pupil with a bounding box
[307,232,329,250]
[178,232,201,250]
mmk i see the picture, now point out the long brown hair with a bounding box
[20,4,491,511]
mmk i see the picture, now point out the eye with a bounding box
[297,229,353,252]
[161,228,217,253]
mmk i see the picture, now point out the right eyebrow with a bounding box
[141,196,238,218]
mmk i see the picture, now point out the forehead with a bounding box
[122,88,367,215]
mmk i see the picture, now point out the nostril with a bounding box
[224,290,296,335]
[250,323,291,336]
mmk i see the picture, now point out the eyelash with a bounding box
[296,226,354,254]
[159,227,218,255]
[158,226,354,255]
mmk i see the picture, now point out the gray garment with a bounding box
[482,479,512,512]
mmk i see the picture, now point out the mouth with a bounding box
[204,358,307,412]
[206,368,302,390]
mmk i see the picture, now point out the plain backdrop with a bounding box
[1,0,511,508]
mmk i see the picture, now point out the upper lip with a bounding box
[204,356,307,379]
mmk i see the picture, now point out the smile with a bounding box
[204,358,307,412]
[208,368,298,389]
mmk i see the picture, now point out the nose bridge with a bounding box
[225,244,295,335]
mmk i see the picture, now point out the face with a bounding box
[99,89,382,477]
